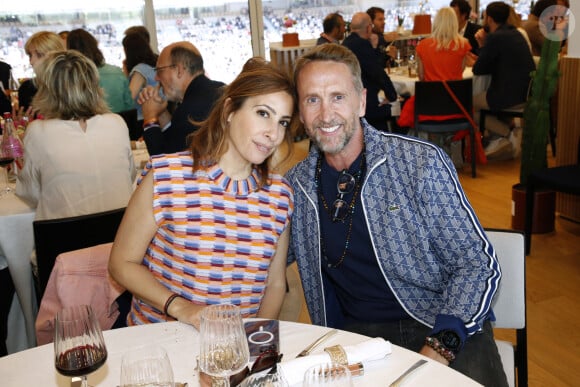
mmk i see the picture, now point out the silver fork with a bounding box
[388,359,428,387]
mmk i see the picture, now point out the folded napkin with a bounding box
[279,337,391,386]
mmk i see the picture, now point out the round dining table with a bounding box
[0,319,482,386]
[388,67,491,96]
[0,146,150,355]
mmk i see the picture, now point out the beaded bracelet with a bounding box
[424,336,456,363]
[163,293,182,319]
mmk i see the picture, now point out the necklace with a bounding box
[315,149,366,268]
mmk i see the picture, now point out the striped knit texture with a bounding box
[128,152,294,325]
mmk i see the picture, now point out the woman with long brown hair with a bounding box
[109,58,298,328]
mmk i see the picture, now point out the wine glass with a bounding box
[239,372,289,387]
[303,363,353,387]
[120,345,174,387]
[54,305,108,387]
[198,304,250,387]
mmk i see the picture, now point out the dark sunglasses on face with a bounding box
[229,350,283,387]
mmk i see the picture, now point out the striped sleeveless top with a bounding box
[128,152,294,325]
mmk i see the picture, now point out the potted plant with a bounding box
[511,36,561,232]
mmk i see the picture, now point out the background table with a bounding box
[0,188,36,353]
[1,145,149,354]
[389,67,491,96]
[0,320,481,386]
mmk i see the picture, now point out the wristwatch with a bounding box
[433,330,462,354]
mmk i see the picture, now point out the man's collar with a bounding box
[319,33,337,43]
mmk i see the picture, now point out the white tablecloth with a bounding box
[389,67,491,96]
[0,320,482,387]
[1,146,149,354]
[0,189,37,353]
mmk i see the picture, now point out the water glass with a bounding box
[120,345,174,387]
[303,363,353,387]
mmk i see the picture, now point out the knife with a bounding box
[295,329,338,358]
[388,359,427,387]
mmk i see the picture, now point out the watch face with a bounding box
[439,330,461,352]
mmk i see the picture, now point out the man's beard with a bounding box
[307,116,358,155]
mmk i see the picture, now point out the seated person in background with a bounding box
[0,60,12,91]
[366,6,398,68]
[108,59,297,328]
[473,1,536,160]
[286,43,507,386]
[508,6,532,52]
[67,29,134,114]
[523,0,558,56]
[124,25,151,45]
[342,12,397,132]
[450,0,481,60]
[137,41,225,156]
[397,7,471,129]
[416,7,471,82]
[122,33,159,125]
[18,31,65,112]
[16,50,135,221]
[316,13,346,45]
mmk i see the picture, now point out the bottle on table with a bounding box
[1,112,24,182]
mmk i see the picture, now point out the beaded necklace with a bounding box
[315,149,366,268]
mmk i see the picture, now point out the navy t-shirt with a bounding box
[317,152,408,327]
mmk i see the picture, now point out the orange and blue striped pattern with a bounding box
[128,152,293,325]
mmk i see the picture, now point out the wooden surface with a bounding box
[555,56,580,222]
[278,139,580,386]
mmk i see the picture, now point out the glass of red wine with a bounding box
[54,305,108,387]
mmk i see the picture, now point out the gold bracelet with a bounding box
[324,344,348,365]
[143,117,159,128]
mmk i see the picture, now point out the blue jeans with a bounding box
[343,318,508,386]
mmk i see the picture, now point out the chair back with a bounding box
[117,109,142,141]
[486,229,527,387]
[414,79,477,178]
[33,207,126,301]
[414,79,473,118]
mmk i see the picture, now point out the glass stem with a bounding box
[81,375,88,387]
[211,376,229,387]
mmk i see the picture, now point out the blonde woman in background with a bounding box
[16,50,135,221]
[397,7,471,129]
[416,7,472,81]
[17,31,65,112]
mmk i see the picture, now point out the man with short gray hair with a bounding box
[139,41,225,155]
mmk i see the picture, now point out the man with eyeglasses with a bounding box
[285,43,508,386]
[138,41,225,156]
[342,12,397,132]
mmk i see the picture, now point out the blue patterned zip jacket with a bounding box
[285,121,501,339]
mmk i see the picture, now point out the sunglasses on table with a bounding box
[230,350,283,387]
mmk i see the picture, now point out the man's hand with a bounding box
[139,85,168,122]
[384,31,399,41]
[475,28,487,48]
[465,52,478,67]
[419,345,450,366]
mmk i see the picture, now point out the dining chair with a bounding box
[524,137,580,255]
[413,79,477,177]
[117,108,142,141]
[486,229,527,387]
[35,242,127,345]
[33,207,126,302]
